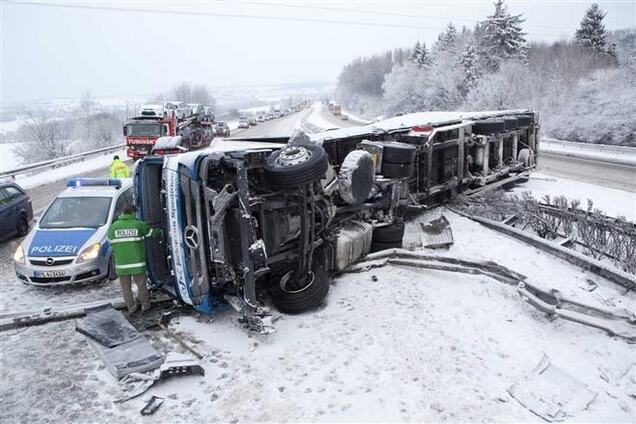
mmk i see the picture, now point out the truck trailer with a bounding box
[134,110,538,332]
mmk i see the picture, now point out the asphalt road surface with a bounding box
[538,152,636,192]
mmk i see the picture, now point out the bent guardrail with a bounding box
[0,143,125,179]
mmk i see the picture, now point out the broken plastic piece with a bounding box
[140,396,164,416]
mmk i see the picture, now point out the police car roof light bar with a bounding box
[66,178,122,189]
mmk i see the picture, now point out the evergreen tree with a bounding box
[417,42,432,68]
[575,3,617,57]
[480,0,527,70]
[461,43,480,92]
[437,23,458,51]
[410,41,422,64]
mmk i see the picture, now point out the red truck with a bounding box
[123,114,214,159]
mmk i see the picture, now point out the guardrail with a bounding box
[540,138,636,167]
[0,144,125,179]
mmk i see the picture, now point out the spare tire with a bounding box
[502,117,518,131]
[270,249,330,314]
[381,161,413,178]
[472,119,505,135]
[338,150,375,205]
[516,115,532,127]
[264,144,328,189]
[381,142,416,164]
[372,222,405,243]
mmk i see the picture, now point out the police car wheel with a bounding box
[107,256,117,281]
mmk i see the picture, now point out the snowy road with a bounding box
[1,210,634,423]
[538,152,636,193]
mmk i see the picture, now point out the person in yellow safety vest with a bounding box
[110,155,130,178]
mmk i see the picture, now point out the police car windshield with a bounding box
[40,197,112,229]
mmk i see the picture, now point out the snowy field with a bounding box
[0,142,23,172]
[1,210,634,423]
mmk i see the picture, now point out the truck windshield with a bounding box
[40,197,112,229]
[126,123,162,137]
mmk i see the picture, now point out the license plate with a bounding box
[35,270,68,278]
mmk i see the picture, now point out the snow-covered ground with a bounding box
[0,142,24,172]
[513,172,636,221]
[1,209,633,423]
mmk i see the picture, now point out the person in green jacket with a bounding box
[110,155,130,178]
[108,203,162,314]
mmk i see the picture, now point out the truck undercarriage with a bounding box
[135,110,539,332]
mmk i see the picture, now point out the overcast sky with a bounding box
[1,0,634,103]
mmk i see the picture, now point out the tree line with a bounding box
[336,1,635,146]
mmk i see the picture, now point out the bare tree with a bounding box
[171,82,193,102]
[13,110,73,162]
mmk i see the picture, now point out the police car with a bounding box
[13,178,133,286]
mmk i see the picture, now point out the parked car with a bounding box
[248,117,257,126]
[189,104,202,117]
[13,178,133,286]
[238,117,250,128]
[257,115,265,122]
[1,179,33,242]
[215,121,230,137]
[175,102,192,120]
[134,110,539,332]
[341,114,349,121]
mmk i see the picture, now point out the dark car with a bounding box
[215,121,230,137]
[0,179,33,241]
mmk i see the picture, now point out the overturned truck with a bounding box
[135,110,538,330]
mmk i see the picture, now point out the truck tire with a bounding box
[503,117,519,131]
[381,161,413,178]
[381,142,416,164]
[338,151,375,205]
[270,249,330,314]
[265,144,329,189]
[473,119,505,135]
[370,239,403,253]
[372,222,405,243]
[516,115,532,127]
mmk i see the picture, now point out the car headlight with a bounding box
[14,245,25,264]
[77,243,101,263]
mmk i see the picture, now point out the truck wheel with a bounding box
[502,117,519,131]
[372,222,405,243]
[516,115,532,127]
[270,249,330,314]
[16,214,29,237]
[472,119,505,135]
[381,142,416,164]
[381,161,413,178]
[264,144,328,189]
[370,239,402,253]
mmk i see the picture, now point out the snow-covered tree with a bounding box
[575,4,617,58]
[461,43,480,92]
[437,23,458,51]
[410,41,422,63]
[479,0,528,71]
